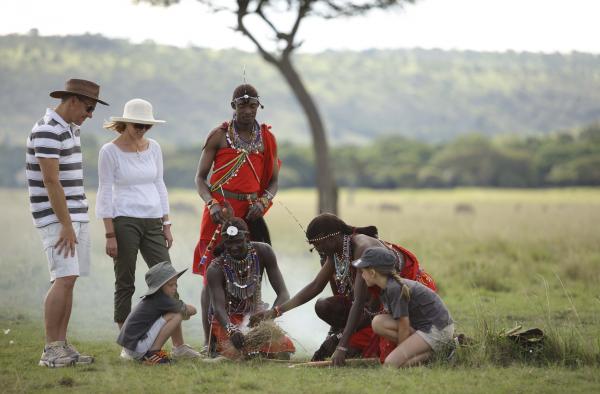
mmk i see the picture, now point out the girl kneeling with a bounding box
[353,247,454,368]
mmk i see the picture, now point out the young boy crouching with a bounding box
[117,261,199,364]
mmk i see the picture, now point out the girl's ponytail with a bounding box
[391,271,410,301]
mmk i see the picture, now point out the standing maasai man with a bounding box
[251,213,437,366]
[206,217,295,359]
[193,84,279,347]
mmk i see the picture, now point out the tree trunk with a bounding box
[274,56,338,214]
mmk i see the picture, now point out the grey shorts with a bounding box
[37,222,91,282]
[417,323,455,352]
[123,317,167,359]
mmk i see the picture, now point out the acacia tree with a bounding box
[139,0,415,214]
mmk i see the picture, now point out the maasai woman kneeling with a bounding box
[354,247,454,367]
[251,213,437,366]
[206,217,295,359]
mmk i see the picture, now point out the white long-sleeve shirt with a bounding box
[95,138,169,219]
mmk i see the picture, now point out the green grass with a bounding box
[1,187,599,393]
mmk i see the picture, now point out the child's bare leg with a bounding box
[401,351,432,367]
[171,323,184,348]
[384,333,432,368]
[372,314,416,342]
[149,313,183,351]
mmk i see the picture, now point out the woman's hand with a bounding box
[331,348,347,366]
[163,225,173,249]
[105,238,118,258]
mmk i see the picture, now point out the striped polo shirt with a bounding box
[26,108,89,228]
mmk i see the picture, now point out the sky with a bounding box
[1,0,599,54]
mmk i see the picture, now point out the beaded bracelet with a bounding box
[225,322,238,336]
[258,196,270,209]
[273,305,282,318]
[206,198,219,210]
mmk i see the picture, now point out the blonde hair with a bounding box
[373,267,410,301]
[103,120,127,133]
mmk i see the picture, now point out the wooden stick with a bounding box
[258,358,305,364]
[288,358,380,368]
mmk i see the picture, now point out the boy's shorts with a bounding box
[123,317,167,359]
[416,323,455,352]
[37,222,91,282]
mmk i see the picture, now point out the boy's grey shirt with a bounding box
[380,278,453,332]
[117,291,185,351]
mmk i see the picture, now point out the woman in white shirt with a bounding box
[97,99,200,359]
[96,98,173,327]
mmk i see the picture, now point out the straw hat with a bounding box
[142,261,187,298]
[50,78,109,106]
[110,98,165,125]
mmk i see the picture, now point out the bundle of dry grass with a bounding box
[222,320,287,357]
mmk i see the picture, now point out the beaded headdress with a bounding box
[306,231,341,244]
[221,224,249,239]
[232,93,264,109]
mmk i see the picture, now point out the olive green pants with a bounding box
[113,216,170,323]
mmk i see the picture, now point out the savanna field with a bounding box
[1,187,599,393]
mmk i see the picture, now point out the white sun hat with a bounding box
[109,98,166,125]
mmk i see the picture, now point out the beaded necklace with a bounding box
[226,118,263,154]
[333,234,353,297]
[219,244,262,315]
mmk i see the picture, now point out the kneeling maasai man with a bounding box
[250,213,437,366]
[206,217,295,359]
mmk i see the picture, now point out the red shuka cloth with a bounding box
[211,314,295,359]
[192,124,278,276]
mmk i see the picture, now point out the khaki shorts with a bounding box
[37,222,91,282]
[417,323,455,352]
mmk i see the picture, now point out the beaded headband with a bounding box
[221,225,249,238]
[306,231,341,243]
[232,94,264,109]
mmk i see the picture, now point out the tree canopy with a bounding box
[2,34,599,145]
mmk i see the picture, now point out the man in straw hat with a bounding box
[117,262,198,364]
[26,78,108,367]
[205,217,295,359]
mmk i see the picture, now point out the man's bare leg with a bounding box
[59,277,75,341]
[44,276,76,343]
[201,286,210,344]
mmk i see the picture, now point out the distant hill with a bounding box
[1,33,600,146]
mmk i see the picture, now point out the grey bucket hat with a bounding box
[142,261,187,298]
[352,247,396,270]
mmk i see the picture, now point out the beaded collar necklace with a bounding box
[333,234,353,296]
[219,244,261,313]
[226,117,263,154]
